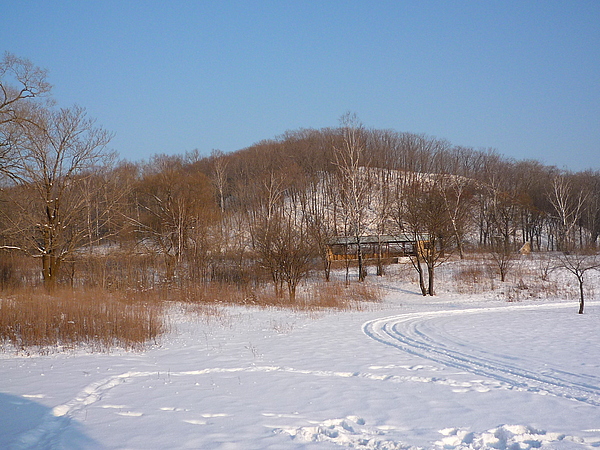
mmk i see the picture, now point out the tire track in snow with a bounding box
[363,302,600,407]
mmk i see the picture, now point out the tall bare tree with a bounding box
[439,174,475,259]
[548,174,587,251]
[334,112,371,282]
[208,149,229,214]
[2,105,113,288]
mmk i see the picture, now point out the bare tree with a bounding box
[439,174,475,259]
[245,171,315,300]
[556,249,600,314]
[302,170,337,282]
[2,105,113,288]
[548,174,587,251]
[334,112,371,282]
[573,170,600,248]
[479,185,521,282]
[252,205,314,301]
[403,180,453,295]
[244,172,286,295]
[134,155,217,283]
[489,236,516,283]
[209,149,229,214]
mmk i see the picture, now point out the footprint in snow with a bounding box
[183,419,207,425]
[116,411,143,417]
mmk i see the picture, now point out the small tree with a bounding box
[255,210,314,301]
[403,179,453,296]
[556,249,600,314]
[489,237,516,282]
[247,172,315,300]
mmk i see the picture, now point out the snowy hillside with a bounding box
[1,261,600,449]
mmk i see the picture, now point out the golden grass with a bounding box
[149,280,382,311]
[0,287,166,354]
[0,269,382,354]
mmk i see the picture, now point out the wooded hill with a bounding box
[1,54,599,300]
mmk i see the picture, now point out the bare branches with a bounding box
[334,113,371,281]
[1,105,114,288]
[0,52,51,122]
[0,53,53,180]
[548,174,588,251]
[555,249,600,314]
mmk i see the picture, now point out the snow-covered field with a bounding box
[2,263,600,449]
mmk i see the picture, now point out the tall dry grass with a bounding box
[0,287,166,354]
[0,279,380,354]
[0,245,384,354]
[155,280,382,311]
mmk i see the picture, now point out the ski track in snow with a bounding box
[363,302,600,407]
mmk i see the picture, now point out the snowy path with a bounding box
[363,302,600,407]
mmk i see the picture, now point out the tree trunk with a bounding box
[288,282,297,302]
[578,277,585,314]
[427,263,435,296]
[42,253,60,291]
[324,258,331,282]
[412,258,427,296]
[376,235,384,276]
[356,237,365,282]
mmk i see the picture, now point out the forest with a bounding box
[1,53,599,350]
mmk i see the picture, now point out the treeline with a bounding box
[1,54,599,298]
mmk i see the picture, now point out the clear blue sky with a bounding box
[3,1,599,171]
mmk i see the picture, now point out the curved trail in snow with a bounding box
[363,302,600,407]
[11,366,501,449]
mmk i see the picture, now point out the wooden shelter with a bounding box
[326,234,430,262]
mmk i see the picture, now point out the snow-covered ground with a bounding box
[2,262,600,449]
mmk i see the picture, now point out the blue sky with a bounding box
[3,1,599,171]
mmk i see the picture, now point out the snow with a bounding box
[2,265,600,449]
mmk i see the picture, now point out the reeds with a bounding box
[0,287,166,354]
[0,278,382,354]
[153,281,382,311]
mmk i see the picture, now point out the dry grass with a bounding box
[155,280,382,312]
[448,253,597,302]
[0,245,387,355]
[306,281,381,310]
[0,287,166,354]
[451,255,495,294]
[453,264,488,293]
[240,281,382,311]
[0,277,381,354]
